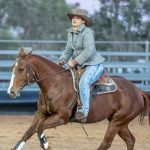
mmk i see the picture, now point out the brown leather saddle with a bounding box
[92,70,117,98]
[70,68,117,97]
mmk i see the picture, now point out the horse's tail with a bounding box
[140,90,150,125]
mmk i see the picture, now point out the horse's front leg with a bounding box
[37,114,67,150]
[12,111,45,150]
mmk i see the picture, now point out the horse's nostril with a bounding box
[9,90,16,98]
[10,91,15,95]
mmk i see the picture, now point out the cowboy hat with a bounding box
[66,9,93,27]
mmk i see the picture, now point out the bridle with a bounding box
[15,59,68,87]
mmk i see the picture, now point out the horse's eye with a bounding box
[18,68,24,72]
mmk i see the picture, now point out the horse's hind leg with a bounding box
[97,121,121,150]
[118,125,135,150]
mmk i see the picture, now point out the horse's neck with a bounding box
[30,56,76,116]
[146,92,150,100]
[31,55,66,92]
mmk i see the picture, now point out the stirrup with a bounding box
[75,110,86,120]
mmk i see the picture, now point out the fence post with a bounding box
[145,40,149,62]
[145,40,149,85]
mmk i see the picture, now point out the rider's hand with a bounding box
[58,60,65,66]
[68,59,77,68]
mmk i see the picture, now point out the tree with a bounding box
[92,0,149,58]
[0,0,71,40]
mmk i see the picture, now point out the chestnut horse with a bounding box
[8,48,150,150]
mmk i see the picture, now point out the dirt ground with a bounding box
[0,115,150,150]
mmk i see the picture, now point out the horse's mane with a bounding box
[31,54,64,71]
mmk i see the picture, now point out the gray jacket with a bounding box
[59,24,105,67]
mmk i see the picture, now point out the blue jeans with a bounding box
[79,64,104,117]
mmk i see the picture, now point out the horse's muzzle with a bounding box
[8,89,20,98]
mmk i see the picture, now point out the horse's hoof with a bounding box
[41,146,52,150]
[40,144,50,150]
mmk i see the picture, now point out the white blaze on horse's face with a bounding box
[7,62,18,95]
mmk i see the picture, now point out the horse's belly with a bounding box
[87,95,114,123]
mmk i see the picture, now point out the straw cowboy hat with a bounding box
[66,9,93,27]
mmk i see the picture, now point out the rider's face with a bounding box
[71,15,85,27]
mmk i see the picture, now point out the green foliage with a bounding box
[0,0,71,41]
[92,0,149,54]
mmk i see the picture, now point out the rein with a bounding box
[35,69,69,83]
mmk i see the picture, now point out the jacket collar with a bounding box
[67,24,86,33]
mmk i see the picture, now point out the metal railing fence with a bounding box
[0,40,149,104]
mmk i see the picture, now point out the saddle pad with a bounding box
[70,67,85,91]
[70,68,78,91]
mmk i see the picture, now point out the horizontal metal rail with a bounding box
[0,50,150,56]
[0,49,149,92]
[0,40,149,44]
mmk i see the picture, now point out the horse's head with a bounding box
[7,47,35,98]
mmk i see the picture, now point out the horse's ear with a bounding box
[24,47,32,56]
[19,47,25,57]
[19,47,32,57]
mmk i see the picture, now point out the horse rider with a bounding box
[59,8,105,121]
